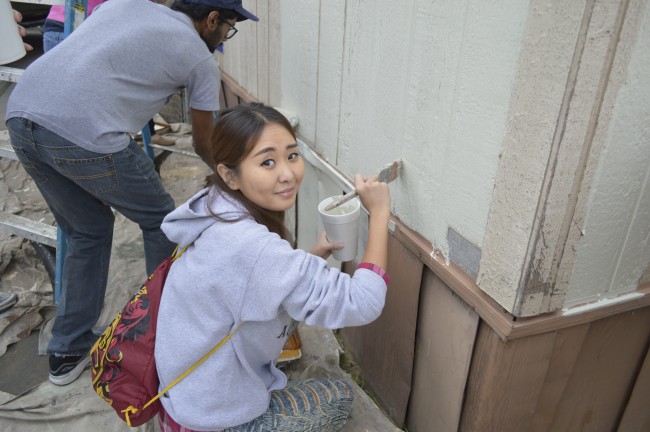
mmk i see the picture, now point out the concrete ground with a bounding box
[0,28,400,431]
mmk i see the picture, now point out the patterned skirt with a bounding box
[158,377,354,432]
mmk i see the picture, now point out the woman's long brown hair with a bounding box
[204,103,296,240]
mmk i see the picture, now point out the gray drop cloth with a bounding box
[0,136,400,431]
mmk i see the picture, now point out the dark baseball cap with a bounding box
[181,0,259,21]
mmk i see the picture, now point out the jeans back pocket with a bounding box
[53,154,118,195]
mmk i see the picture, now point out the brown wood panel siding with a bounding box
[547,308,650,431]
[460,324,556,432]
[618,342,650,432]
[528,324,591,431]
[406,270,479,432]
[340,233,423,427]
[460,307,650,431]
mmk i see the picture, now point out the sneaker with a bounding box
[0,292,18,314]
[49,353,91,386]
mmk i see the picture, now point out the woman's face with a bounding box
[226,123,304,212]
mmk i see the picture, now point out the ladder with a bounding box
[0,0,73,303]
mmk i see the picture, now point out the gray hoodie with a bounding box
[155,187,387,430]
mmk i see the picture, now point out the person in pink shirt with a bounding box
[42,0,105,52]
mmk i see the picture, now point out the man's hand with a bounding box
[13,9,34,52]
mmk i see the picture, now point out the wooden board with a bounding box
[547,308,650,431]
[406,270,479,432]
[340,232,423,427]
[528,324,590,431]
[460,323,556,431]
[618,342,650,432]
[460,306,650,431]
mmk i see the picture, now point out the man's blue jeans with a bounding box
[6,117,176,355]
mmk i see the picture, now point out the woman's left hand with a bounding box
[309,232,343,259]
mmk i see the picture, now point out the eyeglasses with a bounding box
[219,17,238,40]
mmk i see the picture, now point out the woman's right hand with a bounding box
[354,174,391,218]
[356,173,391,271]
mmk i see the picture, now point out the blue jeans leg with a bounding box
[6,118,176,355]
[42,31,66,53]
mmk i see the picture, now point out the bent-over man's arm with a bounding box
[191,108,215,168]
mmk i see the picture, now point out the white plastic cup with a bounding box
[318,196,361,262]
[0,0,27,65]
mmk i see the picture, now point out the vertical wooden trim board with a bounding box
[527,324,591,431]
[618,341,650,432]
[340,232,423,428]
[406,270,479,432]
[460,323,558,431]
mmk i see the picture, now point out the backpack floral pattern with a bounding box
[91,282,153,405]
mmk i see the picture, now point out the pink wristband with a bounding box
[357,262,390,285]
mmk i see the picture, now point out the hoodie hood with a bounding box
[161,187,249,247]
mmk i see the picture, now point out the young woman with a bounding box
[154,103,391,431]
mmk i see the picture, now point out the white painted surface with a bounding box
[278,0,320,145]
[255,0,270,103]
[565,3,650,307]
[336,0,529,259]
[314,0,345,162]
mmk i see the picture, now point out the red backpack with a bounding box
[90,246,241,426]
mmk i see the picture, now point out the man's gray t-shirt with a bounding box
[6,0,219,153]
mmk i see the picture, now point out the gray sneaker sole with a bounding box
[49,355,91,386]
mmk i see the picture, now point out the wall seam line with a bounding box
[335,0,349,165]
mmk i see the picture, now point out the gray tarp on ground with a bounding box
[0,134,400,432]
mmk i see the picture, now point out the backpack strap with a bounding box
[171,244,189,262]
